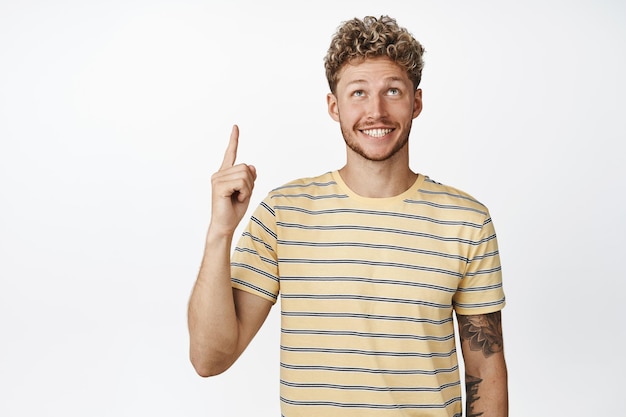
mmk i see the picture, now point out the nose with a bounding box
[367,94,387,120]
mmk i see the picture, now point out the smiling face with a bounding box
[327,57,423,163]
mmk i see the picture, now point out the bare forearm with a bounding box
[465,366,508,417]
[458,311,509,417]
[188,228,239,376]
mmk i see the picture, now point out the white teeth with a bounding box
[362,128,392,138]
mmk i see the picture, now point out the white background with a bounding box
[1,0,624,415]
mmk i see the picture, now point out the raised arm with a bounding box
[457,311,509,417]
[188,125,272,377]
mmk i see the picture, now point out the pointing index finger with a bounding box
[220,124,239,170]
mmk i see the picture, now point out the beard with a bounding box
[340,119,412,162]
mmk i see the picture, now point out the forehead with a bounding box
[337,56,410,87]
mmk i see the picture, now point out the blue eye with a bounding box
[353,90,365,97]
[388,88,399,95]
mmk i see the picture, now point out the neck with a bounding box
[339,157,417,198]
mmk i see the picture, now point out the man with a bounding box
[188,15,508,417]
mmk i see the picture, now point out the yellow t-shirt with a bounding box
[232,171,505,417]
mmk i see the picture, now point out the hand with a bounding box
[209,125,257,236]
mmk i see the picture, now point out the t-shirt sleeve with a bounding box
[453,211,506,315]
[231,196,280,304]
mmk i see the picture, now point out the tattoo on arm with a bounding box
[458,311,503,358]
[465,374,484,417]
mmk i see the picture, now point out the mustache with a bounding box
[356,118,395,129]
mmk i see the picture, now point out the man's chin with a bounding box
[350,147,397,162]
[346,141,409,162]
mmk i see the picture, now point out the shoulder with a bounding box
[268,171,342,198]
[416,176,491,217]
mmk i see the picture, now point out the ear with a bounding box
[327,93,340,122]
[412,88,423,119]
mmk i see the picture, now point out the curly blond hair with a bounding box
[324,16,425,93]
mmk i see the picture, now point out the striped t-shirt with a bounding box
[231,170,505,417]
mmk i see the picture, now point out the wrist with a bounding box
[206,222,235,243]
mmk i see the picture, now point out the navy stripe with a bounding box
[277,240,469,263]
[278,258,463,279]
[454,297,505,309]
[233,247,277,266]
[281,328,454,342]
[259,200,275,216]
[280,379,460,392]
[272,179,337,191]
[240,232,275,253]
[274,205,483,228]
[280,345,456,358]
[271,193,349,200]
[417,185,482,204]
[470,250,499,261]
[405,199,487,216]
[276,222,481,245]
[231,278,277,300]
[281,396,461,411]
[280,362,458,375]
[476,233,498,245]
[231,262,278,282]
[465,266,502,277]
[456,283,503,293]
[251,216,277,240]
[281,310,453,325]
[281,293,452,309]
[279,276,457,293]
